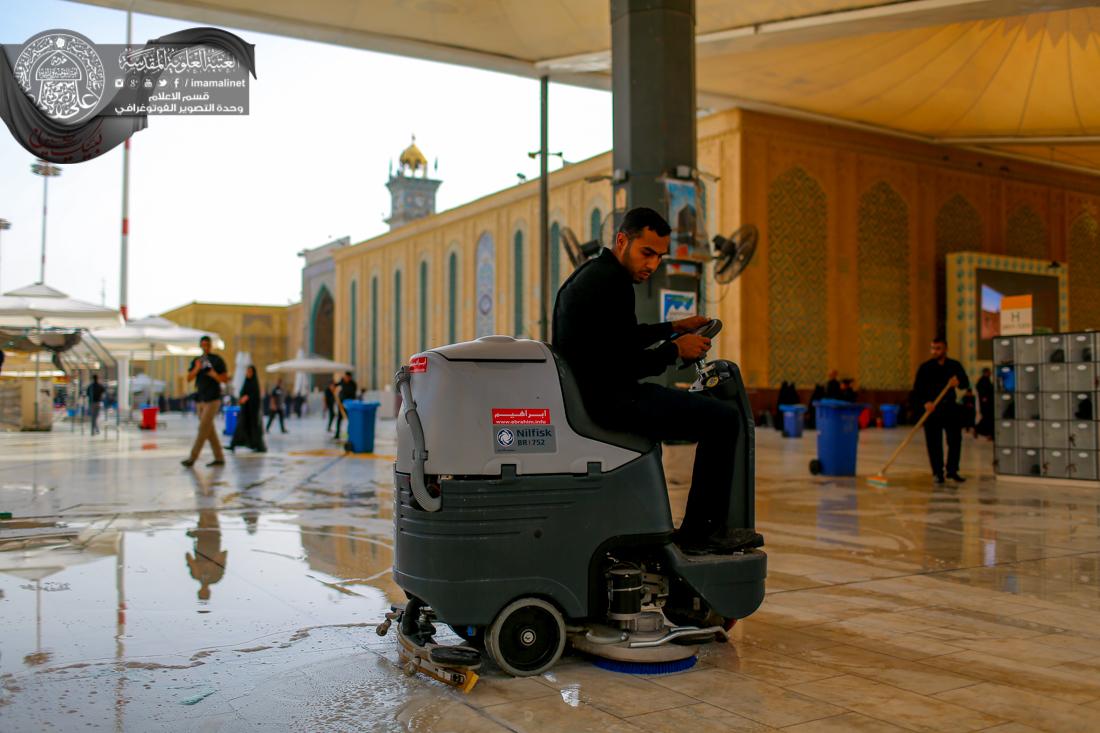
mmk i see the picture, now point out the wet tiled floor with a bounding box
[2,413,1099,731]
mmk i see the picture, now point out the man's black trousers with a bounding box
[923,411,962,477]
[599,383,740,539]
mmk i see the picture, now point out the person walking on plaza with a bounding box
[181,335,229,468]
[913,337,970,484]
[332,371,358,441]
[975,367,994,438]
[266,378,288,434]
[324,378,337,431]
[86,374,105,435]
[230,365,266,453]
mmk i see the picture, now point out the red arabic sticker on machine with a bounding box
[409,355,428,373]
[491,408,551,425]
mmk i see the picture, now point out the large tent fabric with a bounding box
[73,0,1100,174]
[92,316,225,358]
[266,351,353,374]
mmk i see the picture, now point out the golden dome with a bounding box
[399,136,428,172]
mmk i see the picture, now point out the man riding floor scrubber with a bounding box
[378,207,765,688]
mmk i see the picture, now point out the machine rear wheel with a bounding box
[809,459,823,475]
[484,598,565,677]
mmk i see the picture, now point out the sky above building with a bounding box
[0,0,612,316]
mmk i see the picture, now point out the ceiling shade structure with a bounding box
[0,283,123,330]
[73,0,1100,172]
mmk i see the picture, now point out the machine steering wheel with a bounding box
[669,318,722,369]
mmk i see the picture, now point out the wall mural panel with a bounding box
[1069,213,1100,330]
[475,231,495,337]
[857,182,910,389]
[935,194,982,337]
[1006,205,1047,260]
[767,167,827,387]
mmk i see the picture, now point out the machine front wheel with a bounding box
[809,459,823,475]
[484,598,565,677]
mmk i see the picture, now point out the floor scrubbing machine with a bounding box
[377,320,766,689]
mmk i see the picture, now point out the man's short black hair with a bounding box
[932,336,947,346]
[199,335,212,344]
[618,207,671,242]
[345,371,352,377]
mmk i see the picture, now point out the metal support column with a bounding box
[538,75,550,342]
[611,0,699,383]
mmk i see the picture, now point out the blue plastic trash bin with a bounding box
[222,405,239,436]
[880,403,900,428]
[779,404,807,438]
[344,400,381,453]
[811,399,869,476]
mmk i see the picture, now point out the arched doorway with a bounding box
[311,286,335,359]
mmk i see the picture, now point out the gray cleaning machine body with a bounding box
[390,335,766,676]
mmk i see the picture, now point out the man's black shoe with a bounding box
[181,458,195,468]
[706,528,765,551]
[946,473,966,483]
[933,474,945,484]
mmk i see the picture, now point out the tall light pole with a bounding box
[31,160,61,284]
[0,219,10,293]
[120,9,132,320]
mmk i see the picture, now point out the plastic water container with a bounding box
[779,404,806,438]
[880,404,900,428]
[344,400,381,453]
[140,405,158,431]
[222,405,240,436]
[811,400,868,476]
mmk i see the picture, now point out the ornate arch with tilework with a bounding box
[857,182,910,389]
[1069,213,1100,330]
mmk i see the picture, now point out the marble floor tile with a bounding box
[533,661,697,719]
[935,682,1098,733]
[625,702,777,733]
[699,642,843,686]
[780,711,912,732]
[788,674,1003,732]
[920,649,1100,704]
[483,694,644,733]
[797,644,980,695]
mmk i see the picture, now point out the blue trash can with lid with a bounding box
[811,399,869,476]
[344,400,381,453]
[880,403,900,428]
[222,405,240,436]
[779,404,807,438]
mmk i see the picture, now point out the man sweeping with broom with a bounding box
[913,337,970,485]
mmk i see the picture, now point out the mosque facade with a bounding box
[303,109,1100,402]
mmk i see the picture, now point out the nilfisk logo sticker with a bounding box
[493,426,556,453]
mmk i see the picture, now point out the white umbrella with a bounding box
[266,350,352,374]
[130,374,165,393]
[0,283,122,329]
[92,316,224,356]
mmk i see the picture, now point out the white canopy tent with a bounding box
[265,350,353,375]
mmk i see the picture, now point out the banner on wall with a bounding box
[1000,295,1034,336]
[660,289,696,322]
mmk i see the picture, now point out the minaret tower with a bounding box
[385,135,442,230]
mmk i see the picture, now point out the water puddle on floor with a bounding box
[0,512,398,678]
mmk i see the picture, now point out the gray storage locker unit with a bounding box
[1017,336,1042,364]
[1043,420,1068,448]
[1043,449,1069,478]
[1041,363,1069,392]
[1069,363,1096,392]
[998,392,1015,419]
[1071,391,1094,420]
[1068,333,1095,363]
[1018,420,1043,448]
[1018,392,1041,420]
[1017,364,1040,392]
[1041,392,1068,420]
[1068,420,1095,450]
[1069,451,1098,480]
[996,446,1019,475]
[1042,335,1066,363]
[995,446,1019,475]
[1018,448,1042,476]
[995,419,1017,447]
[994,337,1015,365]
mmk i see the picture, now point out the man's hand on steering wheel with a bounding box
[675,334,711,361]
[672,315,710,334]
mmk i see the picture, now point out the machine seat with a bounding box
[550,350,654,455]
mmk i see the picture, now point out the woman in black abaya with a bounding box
[230,365,267,453]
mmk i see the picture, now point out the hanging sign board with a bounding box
[1000,294,1033,336]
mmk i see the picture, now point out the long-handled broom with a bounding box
[868,381,955,487]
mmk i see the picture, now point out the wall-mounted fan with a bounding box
[711,224,758,284]
[560,227,602,268]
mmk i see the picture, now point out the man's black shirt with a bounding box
[87,381,105,403]
[339,378,358,402]
[553,248,677,417]
[189,353,227,402]
[913,357,969,416]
